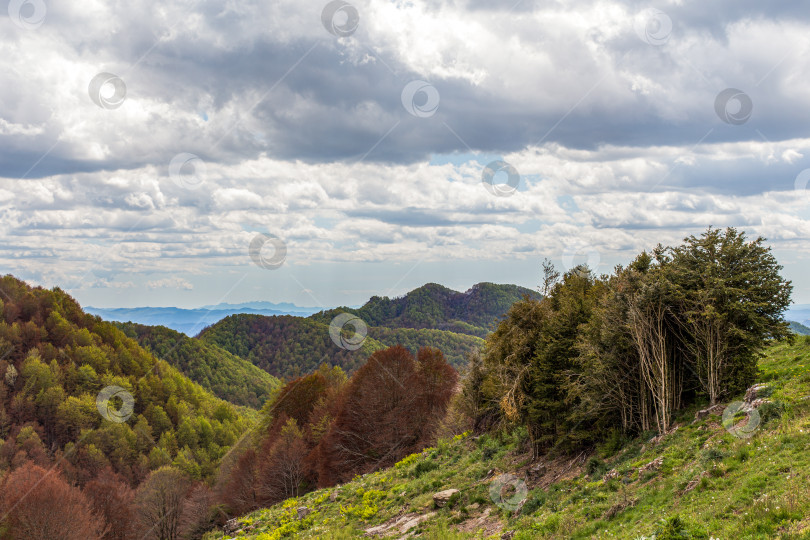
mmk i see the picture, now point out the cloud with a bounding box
[3,0,810,303]
[147,277,194,290]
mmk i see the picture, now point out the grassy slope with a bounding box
[208,337,810,540]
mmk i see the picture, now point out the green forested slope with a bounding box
[312,282,539,337]
[198,314,485,379]
[115,322,281,408]
[198,282,528,379]
[0,275,254,485]
[197,315,383,378]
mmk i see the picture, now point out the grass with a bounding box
[205,337,810,539]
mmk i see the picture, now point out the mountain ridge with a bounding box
[197,282,534,378]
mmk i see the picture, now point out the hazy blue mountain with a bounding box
[199,301,324,312]
[85,303,324,336]
[789,320,810,335]
[785,304,810,328]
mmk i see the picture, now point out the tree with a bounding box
[626,271,682,433]
[0,462,107,540]
[83,467,136,540]
[318,346,456,485]
[135,467,189,540]
[667,227,792,404]
[257,417,307,502]
[215,448,260,517]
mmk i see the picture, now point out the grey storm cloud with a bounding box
[2,0,810,188]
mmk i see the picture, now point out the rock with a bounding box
[433,489,459,508]
[749,398,772,409]
[603,469,620,481]
[399,512,435,534]
[650,426,679,445]
[745,384,770,403]
[501,531,515,539]
[638,456,663,476]
[329,489,339,502]
[223,518,239,533]
[527,463,547,479]
[694,403,725,422]
[296,506,311,520]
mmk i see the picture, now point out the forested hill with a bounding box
[197,315,383,379]
[311,282,540,337]
[197,313,484,379]
[114,322,281,408]
[0,274,255,537]
[196,282,526,379]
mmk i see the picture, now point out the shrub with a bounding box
[758,400,784,425]
[413,460,439,478]
[652,515,709,539]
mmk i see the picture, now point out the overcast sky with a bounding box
[2,0,810,308]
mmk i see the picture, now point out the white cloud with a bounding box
[147,277,194,290]
[3,0,810,304]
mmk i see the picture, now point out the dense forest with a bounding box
[115,322,280,408]
[311,282,539,337]
[0,275,255,538]
[0,275,460,539]
[197,315,381,378]
[198,313,485,379]
[0,227,795,539]
[462,228,791,457]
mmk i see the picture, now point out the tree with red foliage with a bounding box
[83,467,136,540]
[317,346,457,485]
[214,447,260,517]
[0,461,107,540]
[256,417,307,503]
[179,483,215,539]
[414,347,458,442]
[263,372,328,428]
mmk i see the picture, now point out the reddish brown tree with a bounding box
[179,483,215,539]
[317,346,457,485]
[83,467,136,540]
[414,347,458,443]
[0,461,107,540]
[256,417,307,504]
[214,447,261,517]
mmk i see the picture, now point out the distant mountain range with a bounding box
[787,304,810,329]
[85,302,325,336]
